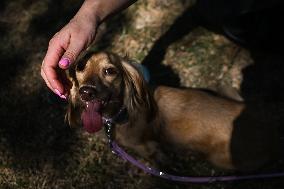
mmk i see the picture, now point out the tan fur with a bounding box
[66,52,278,171]
[154,87,243,169]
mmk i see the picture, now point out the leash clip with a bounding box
[104,119,114,148]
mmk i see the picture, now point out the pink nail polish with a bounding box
[59,58,70,67]
[60,95,67,100]
[55,89,62,97]
[55,89,67,100]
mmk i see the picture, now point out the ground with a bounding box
[1,0,284,189]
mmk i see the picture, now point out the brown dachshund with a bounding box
[66,52,280,171]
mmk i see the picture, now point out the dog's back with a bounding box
[154,86,279,170]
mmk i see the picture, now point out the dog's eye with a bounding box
[103,67,117,76]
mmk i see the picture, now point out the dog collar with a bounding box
[102,107,128,126]
[102,107,127,146]
[131,62,150,83]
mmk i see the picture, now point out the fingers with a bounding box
[42,33,68,96]
[42,32,86,98]
[41,18,96,98]
[41,63,52,90]
[41,61,67,100]
[58,35,87,70]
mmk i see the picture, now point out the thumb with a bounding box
[58,40,85,69]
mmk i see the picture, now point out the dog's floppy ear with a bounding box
[121,60,156,121]
[65,63,81,127]
[65,86,81,127]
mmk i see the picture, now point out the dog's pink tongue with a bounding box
[81,101,103,133]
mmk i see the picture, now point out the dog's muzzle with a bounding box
[78,86,104,133]
[79,86,97,102]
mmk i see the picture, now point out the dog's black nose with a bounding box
[79,86,97,101]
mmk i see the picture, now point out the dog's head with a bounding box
[66,52,155,133]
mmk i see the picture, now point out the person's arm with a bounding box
[88,0,137,23]
[41,0,136,98]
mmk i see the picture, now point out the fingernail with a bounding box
[55,89,62,96]
[60,95,67,100]
[55,89,67,100]
[59,58,70,67]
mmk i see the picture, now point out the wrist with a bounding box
[75,0,102,26]
[81,0,136,24]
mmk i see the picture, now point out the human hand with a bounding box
[41,9,99,99]
[41,0,136,99]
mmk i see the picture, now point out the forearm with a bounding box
[77,0,137,24]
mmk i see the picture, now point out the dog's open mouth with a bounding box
[81,100,103,133]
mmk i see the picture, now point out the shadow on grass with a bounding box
[141,5,199,87]
[0,1,85,172]
[28,0,84,38]
[0,87,80,171]
[230,50,284,189]
[0,0,8,12]
[141,1,284,189]
[0,0,131,186]
[0,0,72,174]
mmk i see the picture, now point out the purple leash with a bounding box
[110,141,284,183]
[103,114,284,183]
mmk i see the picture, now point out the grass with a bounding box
[1,0,284,188]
